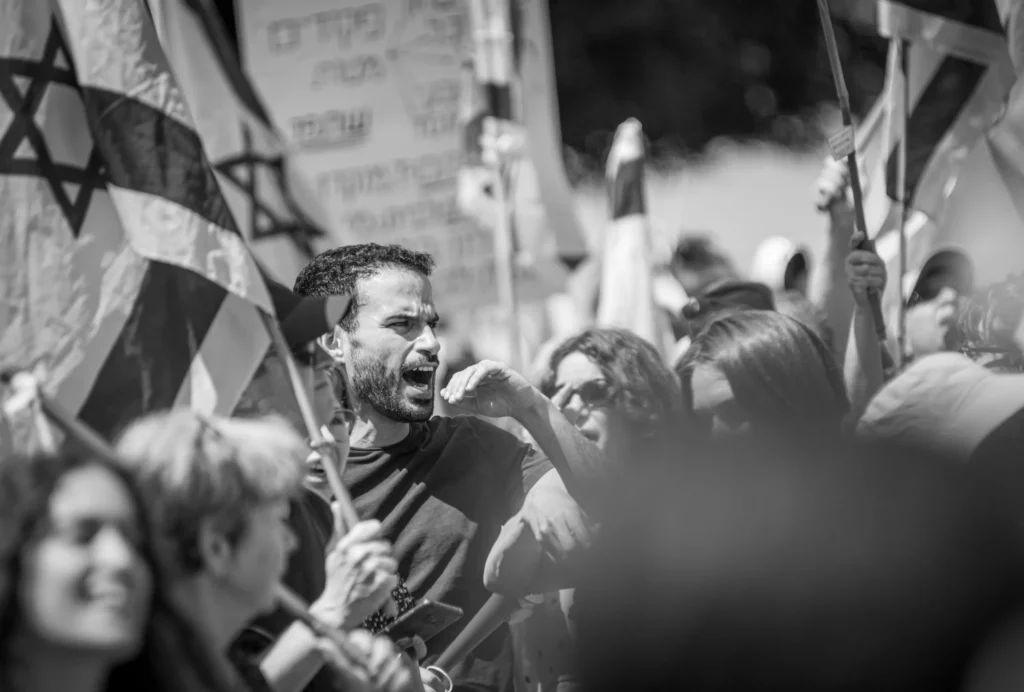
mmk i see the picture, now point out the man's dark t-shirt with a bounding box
[346,415,554,692]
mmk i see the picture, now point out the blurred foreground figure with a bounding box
[575,436,1024,692]
[0,451,219,692]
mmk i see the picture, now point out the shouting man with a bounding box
[294,244,601,692]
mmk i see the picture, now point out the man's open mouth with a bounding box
[401,365,436,389]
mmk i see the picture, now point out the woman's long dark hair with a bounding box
[0,449,232,692]
[676,310,849,436]
[541,327,684,455]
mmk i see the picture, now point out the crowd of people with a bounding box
[7,156,1024,692]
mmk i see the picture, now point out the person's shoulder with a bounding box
[429,415,528,453]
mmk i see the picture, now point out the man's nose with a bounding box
[417,324,441,356]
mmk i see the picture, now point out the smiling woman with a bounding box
[0,451,232,692]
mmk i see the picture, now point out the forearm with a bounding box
[513,394,608,510]
[844,305,887,421]
[811,206,856,361]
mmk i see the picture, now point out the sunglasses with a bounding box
[550,379,615,411]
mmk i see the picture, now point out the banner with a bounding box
[238,0,503,310]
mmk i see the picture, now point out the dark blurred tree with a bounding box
[213,0,886,173]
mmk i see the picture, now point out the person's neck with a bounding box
[349,405,411,449]
[7,635,110,692]
[170,576,250,655]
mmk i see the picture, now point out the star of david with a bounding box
[0,19,106,238]
[215,123,324,258]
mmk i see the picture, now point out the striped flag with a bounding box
[0,0,344,440]
[929,1,1024,288]
[596,119,666,354]
[852,0,1015,313]
[148,0,340,286]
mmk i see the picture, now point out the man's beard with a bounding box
[350,349,434,423]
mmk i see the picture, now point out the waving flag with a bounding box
[596,119,666,354]
[849,0,1015,314]
[148,0,339,286]
[930,0,1024,288]
[0,0,333,439]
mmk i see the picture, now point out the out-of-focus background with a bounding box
[214,0,884,270]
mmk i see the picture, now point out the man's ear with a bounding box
[320,324,348,362]
[195,517,234,579]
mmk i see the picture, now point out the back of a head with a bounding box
[678,310,848,434]
[682,279,776,338]
[670,235,739,295]
[576,435,1024,692]
[114,409,306,577]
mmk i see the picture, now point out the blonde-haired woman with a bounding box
[115,409,423,692]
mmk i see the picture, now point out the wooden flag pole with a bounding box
[815,0,896,377]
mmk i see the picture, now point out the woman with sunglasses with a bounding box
[540,328,685,464]
[512,327,684,692]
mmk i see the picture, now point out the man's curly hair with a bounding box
[293,243,435,331]
[540,328,684,448]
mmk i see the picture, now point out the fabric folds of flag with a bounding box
[596,119,666,355]
[0,0,277,440]
[853,0,1015,314]
[149,0,339,286]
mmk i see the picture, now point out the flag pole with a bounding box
[474,0,523,372]
[896,40,909,368]
[815,0,896,378]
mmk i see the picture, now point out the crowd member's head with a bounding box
[676,310,848,438]
[575,435,1024,692]
[750,235,811,297]
[115,410,304,659]
[902,249,973,359]
[681,278,776,338]
[954,272,1024,371]
[294,244,440,432]
[539,327,683,463]
[668,235,738,297]
[0,451,153,692]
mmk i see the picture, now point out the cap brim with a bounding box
[263,274,352,349]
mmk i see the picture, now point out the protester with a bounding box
[901,248,974,361]
[114,409,420,692]
[540,327,684,463]
[676,309,849,438]
[0,450,213,692]
[512,327,684,692]
[294,244,602,692]
[680,278,776,336]
[954,271,1024,370]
